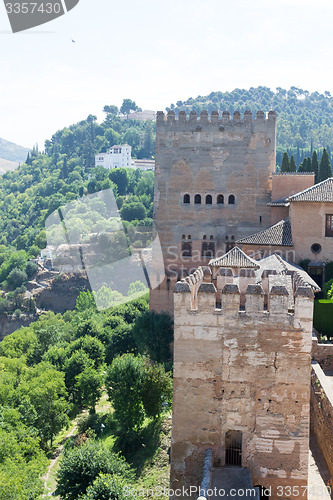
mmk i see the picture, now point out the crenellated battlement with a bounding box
[156,109,277,129]
[174,256,315,323]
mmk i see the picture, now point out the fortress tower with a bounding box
[150,110,277,314]
[170,248,316,499]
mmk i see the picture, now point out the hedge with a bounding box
[314,300,333,338]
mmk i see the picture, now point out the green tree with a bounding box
[56,440,133,500]
[68,336,105,367]
[120,99,139,118]
[120,200,146,221]
[65,350,94,405]
[106,354,145,431]
[312,150,319,183]
[289,155,297,172]
[132,311,174,364]
[75,290,96,312]
[20,365,70,447]
[103,105,118,116]
[319,148,332,181]
[108,168,129,195]
[75,367,103,414]
[141,361,172,418]
[280,152,290,172]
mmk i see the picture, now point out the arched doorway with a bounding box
[225,430,242,466]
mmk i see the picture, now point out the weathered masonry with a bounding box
[170,248,317,499]
[150,110,277,315]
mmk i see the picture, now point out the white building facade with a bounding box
[95,144,132,169]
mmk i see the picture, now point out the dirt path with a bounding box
[42,419,80,497]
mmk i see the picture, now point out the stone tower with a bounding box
[170,248,315,499]
[150,110,277,315]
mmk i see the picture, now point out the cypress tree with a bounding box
[312,150,319,183]
[281,152,290,172]
[319,148,332,182]
[306,156,312,172]
[289,155,297,172]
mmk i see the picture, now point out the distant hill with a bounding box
[0,137,29,163]
[0,158,19,175]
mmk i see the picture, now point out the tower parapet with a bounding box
[156,109,277,130]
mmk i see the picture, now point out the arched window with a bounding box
[183,194,190,204]
[217,194,224,204]
[194,194,201,204]
[188,235,191,240]
[228,194,235,205]
[203,235,207,240]
[182,234,186,240]
[205,194,212,205]
[210,235,214,240]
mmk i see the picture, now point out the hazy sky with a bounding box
[0,0,333,148]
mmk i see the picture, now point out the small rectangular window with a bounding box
[181,242,192,257]
[326,214,333,237]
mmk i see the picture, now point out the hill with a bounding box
[0,137,30,163]
[0,157,19,175]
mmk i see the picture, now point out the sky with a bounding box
[0,0,333,148]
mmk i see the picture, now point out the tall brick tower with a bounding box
[150,109,277,315]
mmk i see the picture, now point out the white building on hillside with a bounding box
[95,144,132,169]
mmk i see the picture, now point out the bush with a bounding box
[77,413,108,437]
[56,440,133,500]
[323,279,333,299]
[7,268,27,289]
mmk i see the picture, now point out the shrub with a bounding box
[56,440,133,500]
[81,473,136,500]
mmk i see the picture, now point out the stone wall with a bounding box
[312,334,333,371]
[150,110,277,314]
[310,366,333,478]
[171,271,313,499]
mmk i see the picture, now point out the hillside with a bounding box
[0,137,30,163]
